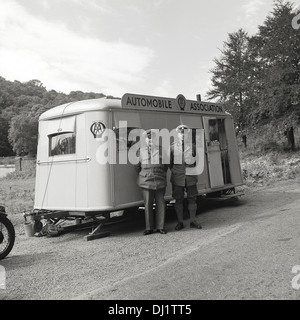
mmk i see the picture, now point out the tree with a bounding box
[252,0,300,148]
[0,117,14,156]
[0,75,108,156]
[207,29,260,131]
[207,1,300,150]
[8,111,39,156]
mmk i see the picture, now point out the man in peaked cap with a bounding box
[170,124,202,230]
[135,129,169,235]
[176,124,190,133]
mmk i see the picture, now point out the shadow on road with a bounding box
[83,196,248,237]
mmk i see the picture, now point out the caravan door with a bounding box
[203,117,229,189]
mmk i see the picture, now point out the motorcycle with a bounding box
[0,205,15,260]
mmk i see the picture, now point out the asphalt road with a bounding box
[1,180,300,301]
[74,181,300,300]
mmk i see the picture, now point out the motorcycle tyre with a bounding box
[0,216,16,260]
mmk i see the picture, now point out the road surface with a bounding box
[1,179,300,300]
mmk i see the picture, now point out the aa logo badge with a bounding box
[176,94,186,111]
[90,121,106,138]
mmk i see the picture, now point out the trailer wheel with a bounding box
[0,215,15,260]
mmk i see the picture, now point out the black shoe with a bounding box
[190,221,202,229]
[143,230,154,236]
[175,222,184,231]
[157,229,167,234]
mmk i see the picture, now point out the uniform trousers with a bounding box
[172,184,198,223]
[142,188,166,231]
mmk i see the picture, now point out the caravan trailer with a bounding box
[31,93,244,239]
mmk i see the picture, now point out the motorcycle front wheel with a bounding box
[0,216,15,260]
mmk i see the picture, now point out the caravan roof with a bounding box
[39,97,122,121]
[39,93,230,122]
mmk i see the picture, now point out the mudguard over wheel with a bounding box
[0,215,16,260]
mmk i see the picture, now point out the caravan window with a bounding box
[49,132,76,156]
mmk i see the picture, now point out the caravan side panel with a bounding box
[85,111,113,211]
[34,116,78,210]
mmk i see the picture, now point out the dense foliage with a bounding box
[207,0,300,150]
[0,78,106,156]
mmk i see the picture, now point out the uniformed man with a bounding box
[170,124,202,230]
[135,129,169,235]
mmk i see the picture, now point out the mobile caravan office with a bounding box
[32,93,243,238]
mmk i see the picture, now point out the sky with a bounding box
[0,0,299,101]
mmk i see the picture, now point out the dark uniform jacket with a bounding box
[135,145,169,190]
[170,142,198,187]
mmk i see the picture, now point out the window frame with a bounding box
[48,131,76,157]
